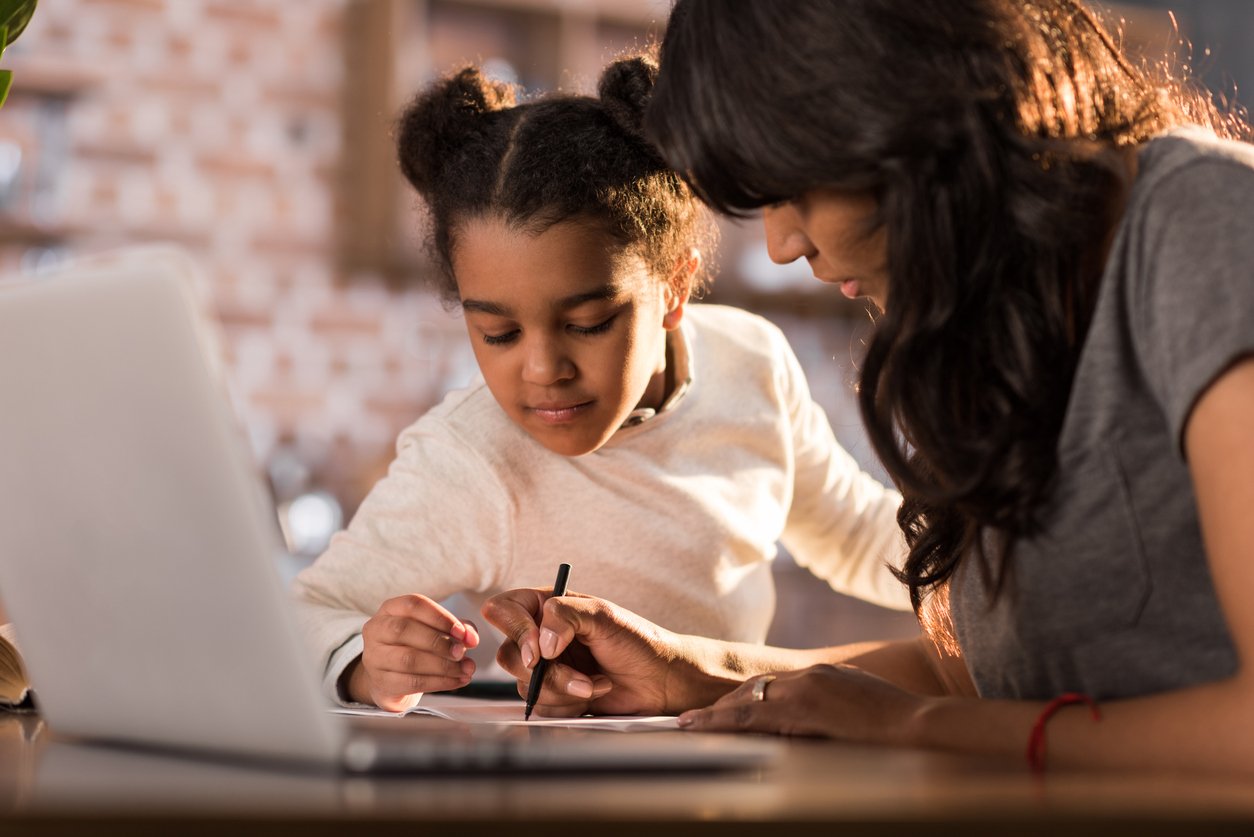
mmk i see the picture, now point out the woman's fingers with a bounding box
[487,588,676,717]
[481,589,546,667]
[677,676,779,732]
[676,665,919,740]
[526,662,614,717]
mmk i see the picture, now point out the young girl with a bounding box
[484,1,1254,774]
[291,54,910,712]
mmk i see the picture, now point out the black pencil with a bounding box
[524,563,572,721]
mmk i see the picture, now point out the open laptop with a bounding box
[0,250,779,773]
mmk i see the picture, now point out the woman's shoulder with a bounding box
[1135,127,1254,203]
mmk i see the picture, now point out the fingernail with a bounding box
[676,713,694,728]
[540,628,558,659]
[521,643,535,669]
[450,642,465,660]
[460,659,475,676]
[450,622,466,642]
[567,680,593,699]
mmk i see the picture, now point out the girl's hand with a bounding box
[348,594,479,712]
[481,589,685,717]
[677,663,924,743]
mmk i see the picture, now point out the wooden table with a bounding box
[5,712,1254,835]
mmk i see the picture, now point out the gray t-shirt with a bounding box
[951,128,1254,700]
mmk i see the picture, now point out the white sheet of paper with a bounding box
[333,693,679,732]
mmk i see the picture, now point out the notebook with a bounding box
[0,250,779,774]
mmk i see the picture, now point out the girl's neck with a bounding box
[637,331,676,412]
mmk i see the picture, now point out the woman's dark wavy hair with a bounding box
[646,0,1248,615]
[395,53,714,307]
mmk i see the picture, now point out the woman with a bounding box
[483,0,1254,773]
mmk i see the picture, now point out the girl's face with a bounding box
[451,216,684,457]
[762,188,888,310]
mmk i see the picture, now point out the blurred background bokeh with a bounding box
[0,0,1248,646]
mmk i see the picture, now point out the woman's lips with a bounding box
[530,401,594,425]
[812,269,862,300]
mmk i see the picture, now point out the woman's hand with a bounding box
[677,663,925,743]
[482,588,710,717]
[347,594,479,712]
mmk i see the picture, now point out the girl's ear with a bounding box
[662,249,700,331]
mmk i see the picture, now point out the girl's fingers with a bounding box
[374,671,471,703]
[369,641,476,681]
[366,644,475,703]
[379,593,473,642]
[364,615,468,659]
[460,619,481,648]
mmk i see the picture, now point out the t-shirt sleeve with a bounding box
[289,415,514,697]
[1135,153,1254,453]
[772,327,912,611]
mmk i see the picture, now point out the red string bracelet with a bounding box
[1026,692,1101,772]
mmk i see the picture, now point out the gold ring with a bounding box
[751,675,776,702]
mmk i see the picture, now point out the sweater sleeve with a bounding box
[773,328,912,611]
[289,413,515,702]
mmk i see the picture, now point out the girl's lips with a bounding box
[530,401,594,425]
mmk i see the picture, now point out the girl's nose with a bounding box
[521,335,575,386]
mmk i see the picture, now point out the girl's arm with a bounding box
[770,324,913,612]
[682,358,1254,773]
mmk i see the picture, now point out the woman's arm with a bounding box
[683,359,1254,773]
[707,635,971,698]
[481,590,968,717]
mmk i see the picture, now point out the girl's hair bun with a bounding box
[397,66,517,194]
[597,53,659,139]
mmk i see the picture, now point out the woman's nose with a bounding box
[762,204,815,265]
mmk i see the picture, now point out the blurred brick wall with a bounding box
[3,0,477,512]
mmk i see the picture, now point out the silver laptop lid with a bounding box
[0,251,344,766]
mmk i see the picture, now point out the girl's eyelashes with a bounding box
[479,315,617,346]
[568,315,617,336]
[482,329,519,346]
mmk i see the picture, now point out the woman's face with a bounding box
[451,216,683,457]
[761,188,888,310]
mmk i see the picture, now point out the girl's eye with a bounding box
[569,315,617,337]
[482,329,519,346]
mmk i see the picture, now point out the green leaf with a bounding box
[0,69,12,109]
[1,0,36,48]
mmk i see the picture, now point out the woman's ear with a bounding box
[662,249,700,331]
